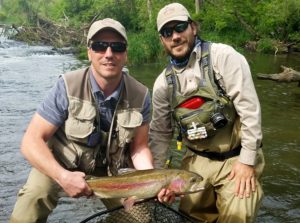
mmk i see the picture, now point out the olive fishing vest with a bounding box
[166,41,241,153]
[48,67,148,175]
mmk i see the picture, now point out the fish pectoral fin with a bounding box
[122,196,137,212]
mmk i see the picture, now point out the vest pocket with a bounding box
[176,101,217,139]
[53,144,79,169]
[116,109,143,147]
[65,99,96,143]
[48,133,79,170]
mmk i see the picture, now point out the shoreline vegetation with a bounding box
[1,0,299,65]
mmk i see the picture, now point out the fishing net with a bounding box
[80,199,198,223]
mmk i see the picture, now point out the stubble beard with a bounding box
[167,41,194,60]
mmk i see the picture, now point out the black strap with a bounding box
[188,145,241,161]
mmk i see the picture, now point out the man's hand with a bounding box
[58,170,93,198]
[157,188,176,204]
[227,161,256,198]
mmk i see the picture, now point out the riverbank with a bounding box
[2,21,300,65]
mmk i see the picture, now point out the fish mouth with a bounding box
[189,186,206,193]
[175,186,206,196]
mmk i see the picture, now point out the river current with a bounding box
[0,33,299,222]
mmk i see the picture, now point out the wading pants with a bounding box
[9,167,120,223]
[179,148,265,223]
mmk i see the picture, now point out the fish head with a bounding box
[168,170,204,194]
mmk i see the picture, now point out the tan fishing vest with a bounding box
[166,42,241,153]
[48,67,148,175]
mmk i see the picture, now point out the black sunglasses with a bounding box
[90,41,127,53]
[160,21,190,38]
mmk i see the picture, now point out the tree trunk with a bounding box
[233,10,259,39]
[256,65,300,86]
[147,0,152,21]
[195,0,203,14]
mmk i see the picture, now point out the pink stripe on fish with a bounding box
[92,180,157,190]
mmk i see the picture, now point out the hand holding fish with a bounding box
[157,188,176,204]
[57,170,92,198]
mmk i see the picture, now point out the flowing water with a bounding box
[0,33,299,222]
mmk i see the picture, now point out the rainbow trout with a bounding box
[86,169,204,210]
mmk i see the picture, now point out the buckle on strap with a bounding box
[188,146,241,161]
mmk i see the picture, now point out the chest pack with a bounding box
[165,41,236,142]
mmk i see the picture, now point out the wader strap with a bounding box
[165,64,176,107]
[201,41,227,95]
[188,145,241,161]
[200,41,211,82]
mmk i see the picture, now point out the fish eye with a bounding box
[190,177,196,183]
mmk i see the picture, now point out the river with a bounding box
[0,34,299,222]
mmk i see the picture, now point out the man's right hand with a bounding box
[58,170,93,197]
[157,188,176,204]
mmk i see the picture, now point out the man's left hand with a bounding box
[227,161,256,198]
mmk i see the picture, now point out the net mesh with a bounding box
[80,199,197,223]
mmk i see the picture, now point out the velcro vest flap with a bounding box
[116,109,142,148]
[117,109,143,128]
[68,97,96,120]
[65,97,96,139]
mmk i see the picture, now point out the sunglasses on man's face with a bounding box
[160,21,190,38]
[90,41,127,53]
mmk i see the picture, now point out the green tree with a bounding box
[1,0,299,63]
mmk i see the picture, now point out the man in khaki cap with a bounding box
[150,2,265,223]
[10,18,173,223]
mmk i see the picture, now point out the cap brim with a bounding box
[87,18,127,44]
[93,27,126,40]
[158,15,189,31]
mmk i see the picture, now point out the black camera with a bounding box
[210,112,228,129]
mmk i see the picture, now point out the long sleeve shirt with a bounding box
[149,43,262,167]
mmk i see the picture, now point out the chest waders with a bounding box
[166,41,241,159]
[48,68,147,175]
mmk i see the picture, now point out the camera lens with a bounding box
[210,113,228,129]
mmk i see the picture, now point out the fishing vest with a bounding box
[166,41,241,153]
[48,67,148,175]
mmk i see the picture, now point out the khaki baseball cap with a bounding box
[87,18,127,45]
[157,3,191,32]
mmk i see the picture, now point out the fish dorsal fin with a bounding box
[85,175,94,180]
[117,168,137,175]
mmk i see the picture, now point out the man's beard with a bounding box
[168,41,194,60]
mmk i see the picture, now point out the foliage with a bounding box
[0,0,299,64]
[197,0,253,45]
[127,22,162,64]
[256,0,300,41]
[256,38,277,54]
[199,0,300,45]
